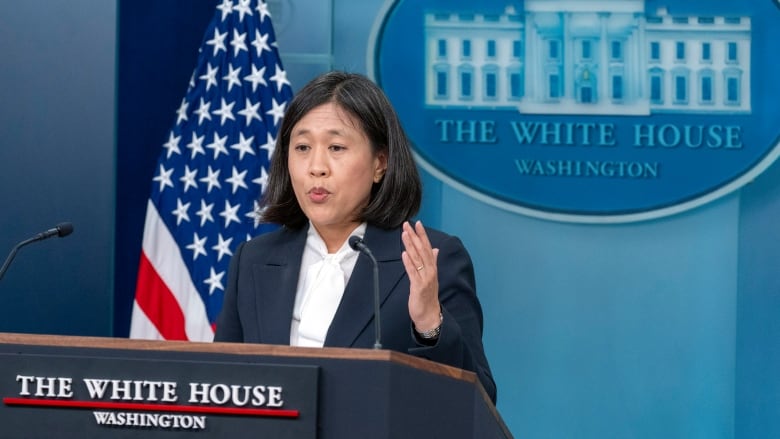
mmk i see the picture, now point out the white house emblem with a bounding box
[371,0,779,223]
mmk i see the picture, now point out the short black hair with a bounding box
[261,71,422,229]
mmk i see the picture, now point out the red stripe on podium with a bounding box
[2,397,299,418]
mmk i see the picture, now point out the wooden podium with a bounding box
[0,333,511,438]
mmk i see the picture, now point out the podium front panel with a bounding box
[0,351,319,438]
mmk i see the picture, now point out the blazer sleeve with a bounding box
[214,240,246,342]
[407,234,497,404]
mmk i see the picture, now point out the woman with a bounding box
[215,71,496,403]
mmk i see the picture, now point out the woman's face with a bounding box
[288,102,386,240]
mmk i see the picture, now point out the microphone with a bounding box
[0,222,74,281]
[348,235,382,349]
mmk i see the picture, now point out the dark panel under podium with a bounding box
[0,333,511,438]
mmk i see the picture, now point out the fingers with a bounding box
[402,221,436,275]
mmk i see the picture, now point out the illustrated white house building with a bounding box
[424,0,751,115]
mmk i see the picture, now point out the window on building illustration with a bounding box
[487,40,496,58]
[581,40,592,60]
[650,73,663,104]
[513,40,523,58]
[701,42,711,62]
[460,70,473,99]
[509,71,523,99]
[549,74,560,99]
[650,42,660,62]
[701,75,713,103]
[725,74,740,105]
[611,40,622,60]
[727,42,738,63]
[462,40,471,58]
[674,74,688,104]
[675,42,685,61]
[435,70,448,99]
[437,39,447,58]
[612,75,623,100]
[549,40,560,60]
[485,71,497,99]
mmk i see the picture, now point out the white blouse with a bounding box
[289,222,366,347]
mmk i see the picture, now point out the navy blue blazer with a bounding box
[215,223,497,403]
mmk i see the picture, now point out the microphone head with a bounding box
[348,235,363,251]
[56,222,74,237]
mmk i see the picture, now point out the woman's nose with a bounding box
[308,146,329,177]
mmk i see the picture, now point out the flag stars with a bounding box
[204,267,225,295]
[246,200,264,227]
[200,63,219,91]
[270,64,291,92]
[172,198,192,225]
[162,132,182,159]
[256,1,272,22]
[222,64,242,92]
[260,132,276,159]
[220,200,242,227]
[180,165,199,193]
[212,98,236,125]
[196,199,215,227]
[186,133,206,159]
[230,133,256,160]
[194,98,213,125]
[226,166,249,194]
[206,27,227,56]
[238,98,262,126]
[212,233,234,262]
[176,98,189,125]
[199,166,222,193]
[216,0,233,22]
[243,64,267,92]
[186,232,208,261]
[253,166,269,194]
[233,0,253,22]
[206,132,229,159]
[230,29,248,57]
[266,97,287,127]
[251,29,271,57]
[153,164,175,192]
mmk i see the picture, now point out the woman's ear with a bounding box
[374,150,388,183]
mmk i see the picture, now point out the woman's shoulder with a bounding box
[240,225,306,253]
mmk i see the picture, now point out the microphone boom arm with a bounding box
[0,222,74,282]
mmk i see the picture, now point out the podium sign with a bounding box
[0,352,318,438]
[0,333,513,439]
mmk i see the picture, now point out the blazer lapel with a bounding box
[324,225,406,347]
[253,225,308,345]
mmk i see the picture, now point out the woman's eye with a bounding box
[330,145,345,152]
[293,144,309,152]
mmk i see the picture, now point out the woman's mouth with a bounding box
[308,187,331,203]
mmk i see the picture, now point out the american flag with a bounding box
[130,0,293,341]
